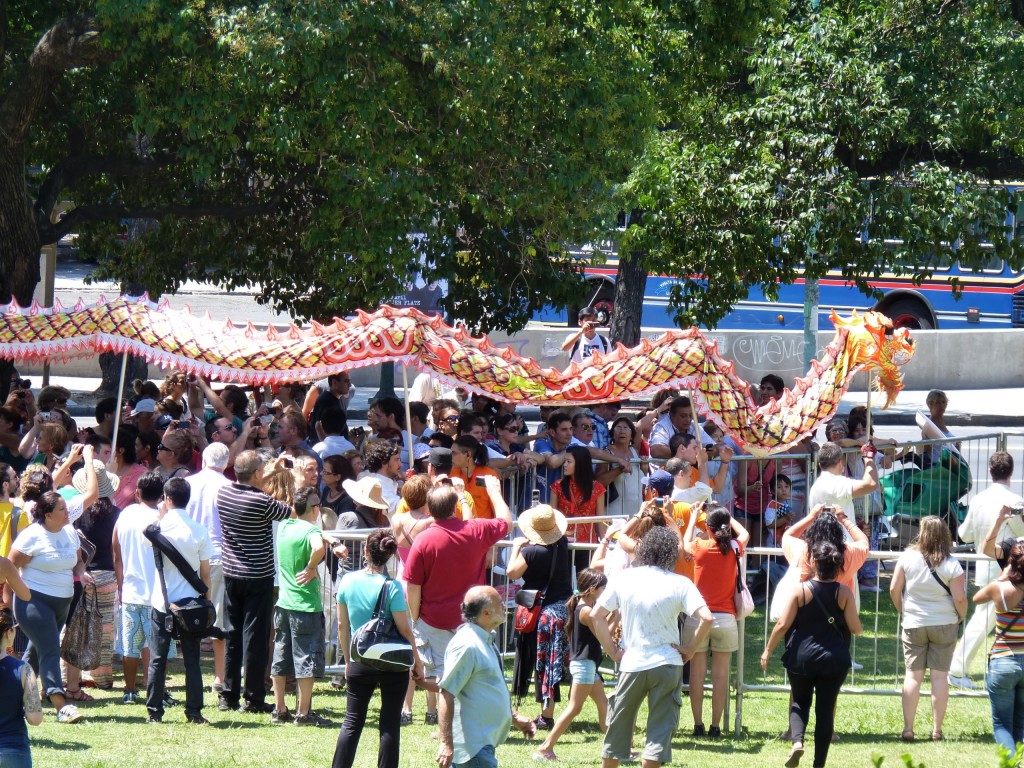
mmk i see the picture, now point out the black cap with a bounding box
[428,446,453,471]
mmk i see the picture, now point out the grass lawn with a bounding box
[30,577,1004,767]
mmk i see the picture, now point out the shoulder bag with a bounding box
[143,522,217,639]
[350,578,414,672]
[514,544,560,634]
[731,542,755,619]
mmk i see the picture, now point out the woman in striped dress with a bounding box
[975,541,1024,754]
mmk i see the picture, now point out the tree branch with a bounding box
[0,15,114,143]
[1013,0,1024,26]
[34,153,176,231]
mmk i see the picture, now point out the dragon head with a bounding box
[830,310,915,408]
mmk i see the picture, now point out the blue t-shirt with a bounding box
[533,438,564,504]
[337,571,408,632]
[0,655,29,751]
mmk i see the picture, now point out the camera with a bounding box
[172,421,190,431]
[475,476,487,488]
[654,497,665,511]
[39,411,50,421]
[532,489,541,506]
[16,378,30,389]
[282,458,294,469]
[259,415,274,426]
[1012,503,1024,516]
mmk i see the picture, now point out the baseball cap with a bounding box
[413,443,432,461]
[130,398,157,417]
[643,469,674,497]
[428,447,453,471]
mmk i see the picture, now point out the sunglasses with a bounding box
[157,444,172,452]
[578,424,594,432]
[440,416,460,423]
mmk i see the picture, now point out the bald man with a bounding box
[437,587,533,768]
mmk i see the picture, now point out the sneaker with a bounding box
[949,675,978,690]
[186,714,210,726]
[162,692,179,708]
[708,726,722,739]
[294,711,332,728]
[425,711,439,726]
[271,708,293,724]
[121,691,138,705]
[400,712,414,727]
[534,715,554,731]
[57,705,84,724]
[239,700,275,715]
[146,713,163,724]
[692,723,706,737]
[850,660,864,671]
[860,583,883,593]
[217,697,238,712]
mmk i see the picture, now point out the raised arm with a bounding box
[982,505,1015,560]
[482,474,512,535]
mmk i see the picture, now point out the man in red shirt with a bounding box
[404,477,512,724]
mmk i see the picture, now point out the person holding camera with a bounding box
[145,477,213,725]
[561,307,610,367]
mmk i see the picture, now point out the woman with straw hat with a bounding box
[335,477,390,574]
[506,504,573,731]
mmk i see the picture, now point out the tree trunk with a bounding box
[608,249,646,347]
[0,143,43,403]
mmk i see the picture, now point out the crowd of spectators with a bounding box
[0,364,1020,767]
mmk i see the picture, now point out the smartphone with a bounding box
[352,426,366,437]
[259,415,274,426]
[475,476,487,488]
[16,378,30,389]
[172,421,190,431]
[39,411,50,421]
[282,458,294,469]
[532,489,541,506]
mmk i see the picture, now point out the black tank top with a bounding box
[782,580,852,676]
[570,603,602,662]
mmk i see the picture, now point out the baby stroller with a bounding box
[880,447,972,549]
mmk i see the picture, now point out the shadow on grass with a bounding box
[32,738,89,750]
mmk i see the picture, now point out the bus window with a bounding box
[958,253,1004,273]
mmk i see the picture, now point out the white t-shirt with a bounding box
[13,523,80,598]
[671,482,713,506]
[958,482,1024,585]
[649,413,715,449]
[897,550,963,628]
[116,503,160,606]
[597,565,707,673]
[147,508,214,612]
[186,468,231,556]
[566,333,610,365]
[312,435,357,461]
[808,471,857,524]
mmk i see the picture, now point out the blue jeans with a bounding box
[14,590,72,699]
[0,749,32,768]
[457,745,497,768]
[988,655,1024,753]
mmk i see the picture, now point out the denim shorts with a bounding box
[569,659,599,686]
[457,744,497,768]
[271,608,325,678]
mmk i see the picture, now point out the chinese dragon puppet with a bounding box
[0,297,913,455]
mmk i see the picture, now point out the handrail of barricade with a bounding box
[732,545,994,735]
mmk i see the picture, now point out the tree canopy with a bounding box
[620,0,1024,330]
[5,0,667,330]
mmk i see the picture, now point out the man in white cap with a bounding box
[129,398,158,436]
[185,443,232,694]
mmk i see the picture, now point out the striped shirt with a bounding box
[991,586,1024,659]
[216,482,292,579]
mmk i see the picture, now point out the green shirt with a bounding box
[275,518,323,613]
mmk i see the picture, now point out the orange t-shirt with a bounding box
[450,466,500,519]
[669,501,706,581]
[692,539,744,615]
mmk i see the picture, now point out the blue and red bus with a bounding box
[537,187,1024,331]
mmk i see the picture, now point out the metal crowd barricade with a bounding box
[734,547,992,734]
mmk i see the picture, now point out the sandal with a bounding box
[931,731,943,741]
[64,688,94,702]
[785,742,804,768]
[533,750,558,761]
[900,730,915,742]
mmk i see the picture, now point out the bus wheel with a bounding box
[883,299,934,330]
